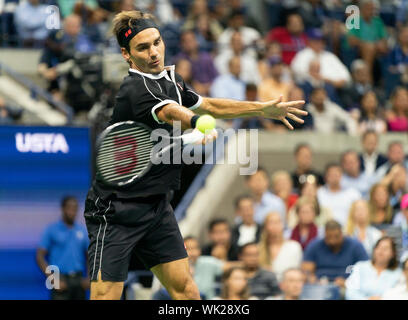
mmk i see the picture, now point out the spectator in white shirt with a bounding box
[217,8,261,56]
[382,258,408,300]
[359,130,388,177]
[259,212,303,281]
[341,150,382,198]
[232,195,261,247]
[306,87,358,135]
[317,163,362,226]
[214,31,260,84]
[291,28,351,89]
[245,168,286,225]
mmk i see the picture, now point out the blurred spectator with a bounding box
[317,163,361,226]
[0,96,23,125]
[385,87,408,132]
[291,28,351,90]
[357,91,387,134]
[359,131,388,177]
[175,58,193,87]
[259,212,303,281]
[386,26,408,89]
[345,236,402,300]
[271,170,298,216]
[291,143,324,192]
[184,236,224,299]
[210,56,245,100]
[202,219,239,261]
[245,167,286,225]
[392,194,408,253]
[281,86,314,130]
[174,30,218,96]
[217,8,261,57]
[232,195,261,247]
[306,87,358,135]
[136,0,180,25]
[298,0,328,30]
[57,0,99,18]
[258,57,293,102]
[345,199,382,255]
[258,41,292,81]
[266,13,308,65]
[380,164,408,212]
[14,0,49,47]
[340,59,374,111]
[290,196,320,251]
[377,141,408,178]
[340,150,380,198]
[345,0,388,83]
[214,31,260,84]
[287,178,333,229]
[368,183,394,229]
[382,257,408,300]
[36,196,89,300]
[302,220,369,288]
[266,268,306,300]
[213,266,258,300]
[239,242,281,299]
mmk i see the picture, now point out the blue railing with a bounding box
[0,61,74,123]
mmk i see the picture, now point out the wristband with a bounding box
[190,115,200,129]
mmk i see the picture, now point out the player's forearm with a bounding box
[156,103,196,129]
[199,97,264,119]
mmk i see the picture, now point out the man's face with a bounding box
[311,89,326,107]
[388,143,404,165]
[287,15,304,35]
[342,152,360,177]
[325,166,342,188]
[324,229,343,250]
[308,39,324,53]
[399,28,408,46]
[361,1,375,20]
[280,270,305,299]
[231,33,243,53]
[296,146,312,171]
[62,199,78,224]
[229,57,241,78]
[362,133,378,155]
[210,223,231,246]
[240,245,259,269]
[237,198,255,224]
[247,171,269,196]
[64,15,81,37]
[123,28,165,74]
[185,238,201,263]
[180,32,198,54]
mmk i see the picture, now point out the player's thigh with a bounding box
[90,271,124,300]
[151,257,192,292]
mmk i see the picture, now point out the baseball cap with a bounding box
[401,194,408,210]
[307,28,324,40]
[268,56,283,66]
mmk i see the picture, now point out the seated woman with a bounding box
[212,267,258,300]
[259,212,303,281]
[368,183,394,230]
[345,199,382,255]
[385,87,408,132]
[345,236,403,300]
[357,91,387,134]
[290,196,320,251]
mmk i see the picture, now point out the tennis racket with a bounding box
[95,121,205,187]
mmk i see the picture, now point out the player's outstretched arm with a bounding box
[198,96,307,130]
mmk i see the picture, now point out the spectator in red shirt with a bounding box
[266,13,308,65]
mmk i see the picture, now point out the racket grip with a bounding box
[182,129,205,145]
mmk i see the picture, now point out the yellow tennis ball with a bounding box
[196,115,216,134]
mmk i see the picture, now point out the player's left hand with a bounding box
[261,95,307,130]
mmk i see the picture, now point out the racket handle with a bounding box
[181,129,205,145]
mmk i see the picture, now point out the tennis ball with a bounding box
[196,115,216,134]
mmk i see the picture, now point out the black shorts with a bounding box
[84,190,188,282]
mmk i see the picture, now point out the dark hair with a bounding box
[208,218,229,232]
[311,86,326,96]
[245,83,257,92]
[61,196,77,208]
[220,266,249,299]
[372,236,398,270]
[294,143,311,156]
[238,241,258,256]
[245,166,269,181]
[325,219,342,231]
[340,149,358,164]
[324,162,342,176]
[234,194,253,210]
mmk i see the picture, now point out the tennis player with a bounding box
[84,10,307,300]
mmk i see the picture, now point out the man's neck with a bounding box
[328,184,341,192]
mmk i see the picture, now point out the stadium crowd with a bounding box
[2,0,408,300]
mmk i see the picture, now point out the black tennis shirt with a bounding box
[91,66,202,199]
